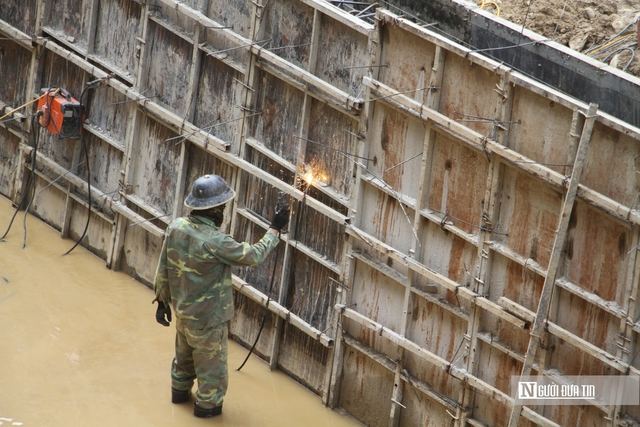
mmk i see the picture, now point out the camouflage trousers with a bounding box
[171,320,229,408]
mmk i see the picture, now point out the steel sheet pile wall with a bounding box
[2,1,640,426]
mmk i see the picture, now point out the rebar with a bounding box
[37,157,91,195]
[268,42,311,52]
[384,152,422,173]
[355,2,378,17]
[365,86,436,103]
[201,25,233,30]
[294,136,375,161]
[129,213,171,227]
[167,112,262,145]
[208,38,270,56]
[110,95,158,105]
[342,64,389,69]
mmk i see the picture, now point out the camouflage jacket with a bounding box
[154,214,279,329]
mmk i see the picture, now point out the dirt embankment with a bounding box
[480,0,640,76]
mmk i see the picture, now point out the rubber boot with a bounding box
[171,388,190,404]
[194,402,222,418]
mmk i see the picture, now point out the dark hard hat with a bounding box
[184,174,235,210]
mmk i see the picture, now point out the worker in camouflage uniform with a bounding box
[153,174,289,418]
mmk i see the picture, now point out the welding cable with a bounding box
[0,94,46,122]
[602,44,638,71]
[1,93,56,244]
[21,118,42,248]
[587,35,636,58]
[0,117,41,244]
[235,241,282,372]
[62,82,96,256]
[478,0,500,17]
[237,193,301,371]
[585,16,640,56]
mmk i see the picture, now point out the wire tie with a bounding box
[440,213,449,230]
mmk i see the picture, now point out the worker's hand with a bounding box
[155,300,172,327]
[270,206,290,232]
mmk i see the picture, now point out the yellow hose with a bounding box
[479,0,501,17]
[587,34,635,57]
[0,94,46,122]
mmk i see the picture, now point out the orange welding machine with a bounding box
[36,88,84,138]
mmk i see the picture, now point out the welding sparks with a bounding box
[304,170,314,185]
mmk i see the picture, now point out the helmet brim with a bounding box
[184,187,236,210]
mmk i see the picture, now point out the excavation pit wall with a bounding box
[2,1,640,426]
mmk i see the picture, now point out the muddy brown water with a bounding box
[0,197,361,427]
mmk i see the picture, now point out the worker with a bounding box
[152,174,289,418]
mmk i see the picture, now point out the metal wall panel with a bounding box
[2,2,640,426]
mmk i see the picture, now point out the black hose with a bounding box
[1,117,41,244]
[236,241,282,372]
[236,193,306,371]
[62,84,93,256]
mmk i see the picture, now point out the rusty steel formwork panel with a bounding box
[0,39,31,114]
[0,0,39,35]
[0,127,19,197]
[143,21,194,115]
[259,0,314,71]
[3,1,640,427]
[92,0,142,78]
[43,0,93,52]
[192,55,241,145]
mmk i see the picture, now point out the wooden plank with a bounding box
[32,38,230,152]
[352,250,409,287]
[477,332,525,363]
[233,276,333,347]
[85,0,100,55]
[511,104,598,427]
[245,137,350,207]
[457,69,514,426]
[509,103,598,427]
[59,139,83,239]
[83,123,125,152]
[339,305,555,427]
[0,19,34,50]
[236,207,341,274]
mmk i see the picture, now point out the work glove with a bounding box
[155,300,172,327]
[270,206,290,232]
